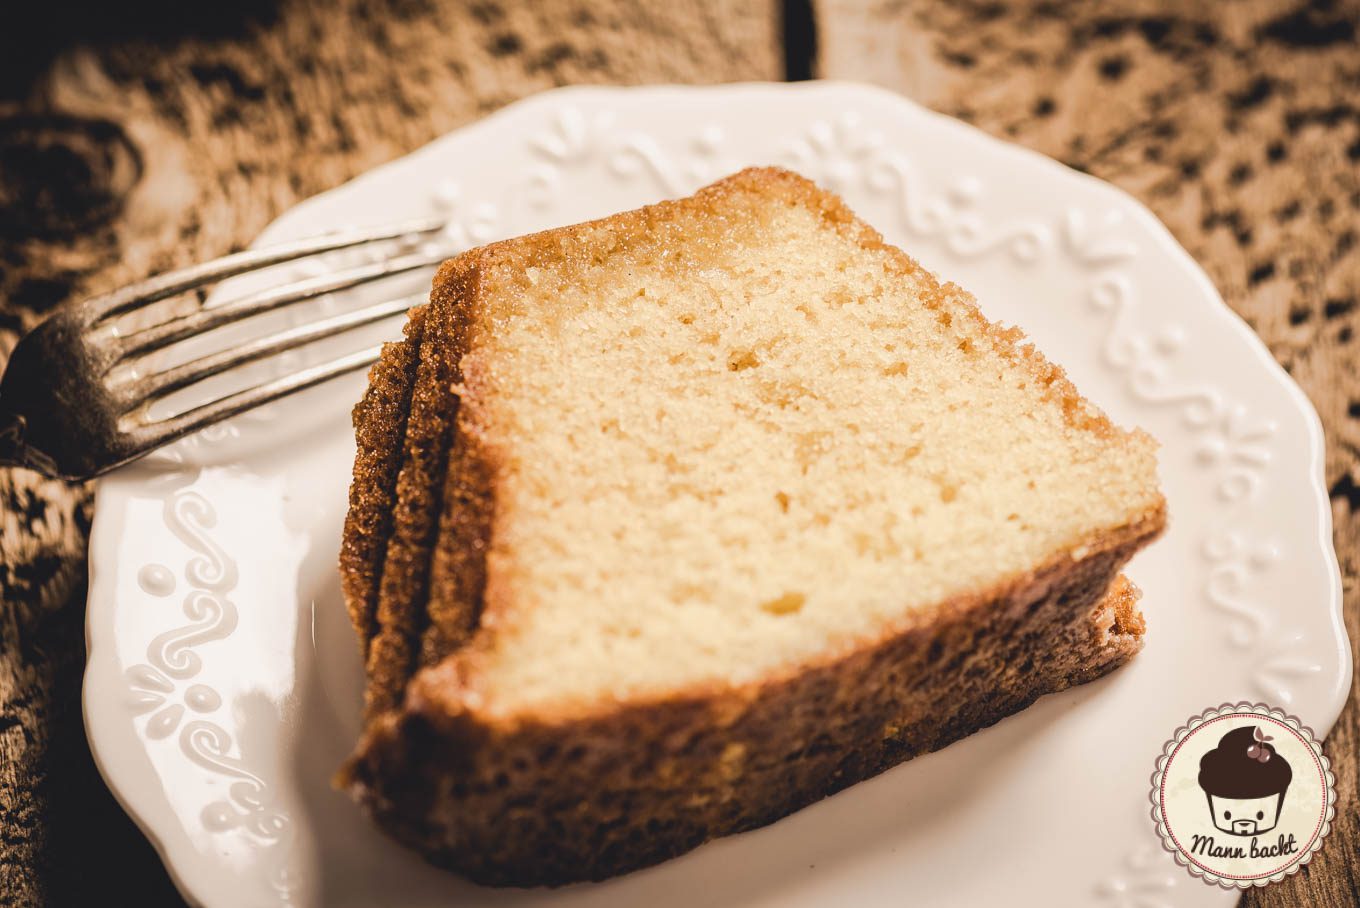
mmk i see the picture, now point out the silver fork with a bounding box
[0,218,449,480]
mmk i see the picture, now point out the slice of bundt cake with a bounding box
[338,167,1166,886]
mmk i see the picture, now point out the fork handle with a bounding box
[0,410,59,477]
[0,410,28,469]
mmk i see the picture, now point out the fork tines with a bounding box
[98,219,449,442]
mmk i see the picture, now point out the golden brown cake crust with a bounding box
[340,305,427,654]
[360,258,484,717]
[338,167,1167,886]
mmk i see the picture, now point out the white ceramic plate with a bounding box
[85,82,1350,908]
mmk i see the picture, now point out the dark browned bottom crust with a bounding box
[341,538,1148,887]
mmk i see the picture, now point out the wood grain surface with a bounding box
[0,0,1353,905]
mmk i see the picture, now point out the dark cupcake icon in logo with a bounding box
[1198,725,1292,836]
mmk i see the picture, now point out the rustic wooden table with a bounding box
[0,1,1354,905]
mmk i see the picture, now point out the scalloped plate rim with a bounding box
[81,81,1351,908]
